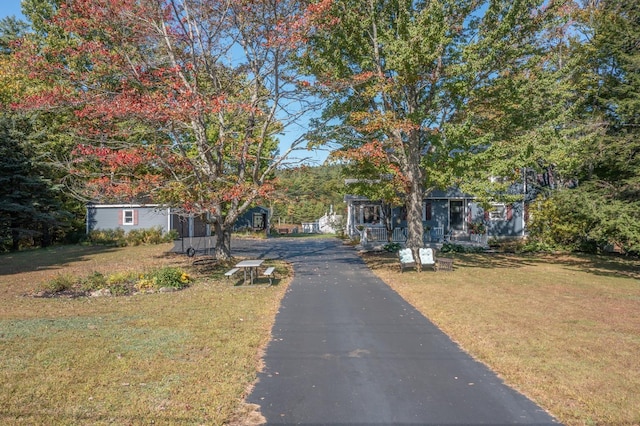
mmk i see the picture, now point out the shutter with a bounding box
[507,205,513,221]
[133,210,139,225]
[484,209,489,221]
[118,210,123,225]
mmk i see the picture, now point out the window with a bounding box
[253,212,265,229]
[488,203,513,221]
[360,205,381,224]
[423,201,432,221]
[123,209,134,225]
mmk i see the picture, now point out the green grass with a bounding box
[361,251,640,426]
[0,244,289,425]
[5,243,638,425]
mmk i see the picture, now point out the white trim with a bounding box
[122,209,135,225]
[90,204,160,208]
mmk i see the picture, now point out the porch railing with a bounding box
[358,226,407,244]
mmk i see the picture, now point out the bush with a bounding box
[440,243,485,254]
[383,242,402,253]
[526,188,640,255]
[37,266,192,297]
[88,227,178,247]
[41,274,75,293]
[88,228,127,246]
[148,267,191,289]
[80,271,108,291]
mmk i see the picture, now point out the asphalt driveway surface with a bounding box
[232,238,560,425]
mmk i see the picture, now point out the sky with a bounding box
[0,0,23,20]
[0,0,328,167]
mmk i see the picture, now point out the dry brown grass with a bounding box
[361,250,640,426]
[0,244,290,425]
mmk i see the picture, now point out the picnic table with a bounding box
[234,259,264,285]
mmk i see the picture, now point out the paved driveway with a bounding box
[233,237,560,425]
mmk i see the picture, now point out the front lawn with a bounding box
[361,250,640,426]
[0,244,290,425]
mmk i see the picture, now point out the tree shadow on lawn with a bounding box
[361,250,639,280]
[0,245,120,276]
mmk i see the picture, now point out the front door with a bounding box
[449,200,464,231]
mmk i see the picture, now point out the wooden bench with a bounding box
[262,267,276,285]
[224,268,240,279]
[436,257,454,272]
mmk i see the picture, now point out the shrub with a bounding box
[148,267,191,289]
[41,274,75,293]
[440,243,485,254]
[88,227,178,247]
[80,271,107,291]
[135,277,157,292]
[106,281,131,296]
[37,267,191,298]
[383,242,402,253]
[88,228,126,246]
[107,271,138,287]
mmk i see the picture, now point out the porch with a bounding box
[354,225,488,249]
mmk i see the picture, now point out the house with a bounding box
[86,204,210,239]
[232,206,270,232]
[301,207,343,234]
[86,204,270,238]
[344,185,527,245]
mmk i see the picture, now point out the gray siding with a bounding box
[473,202,525,238]
[87,205,170,234]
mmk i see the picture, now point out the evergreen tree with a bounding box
[528,0,640,253]
[0,14,81,251]
[0,117,69,251]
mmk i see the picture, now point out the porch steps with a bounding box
[449,232,471,242]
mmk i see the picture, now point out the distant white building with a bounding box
[301,206,343,234]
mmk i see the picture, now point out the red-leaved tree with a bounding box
[16,0,316,259]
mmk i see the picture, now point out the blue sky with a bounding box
[0,0,23,20]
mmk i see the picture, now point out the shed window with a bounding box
[123,209,134,225]
[253,212,265,229]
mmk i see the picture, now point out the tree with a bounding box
[16,0,317,259]
[299,0,567,253]
[527,0,640,254]
[272,164,345,224]
[0,117,72,251]
[1,14,83,251]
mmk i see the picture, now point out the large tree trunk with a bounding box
[402,133,426,268]
[213,221,232,260]
[405,179,424,249]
